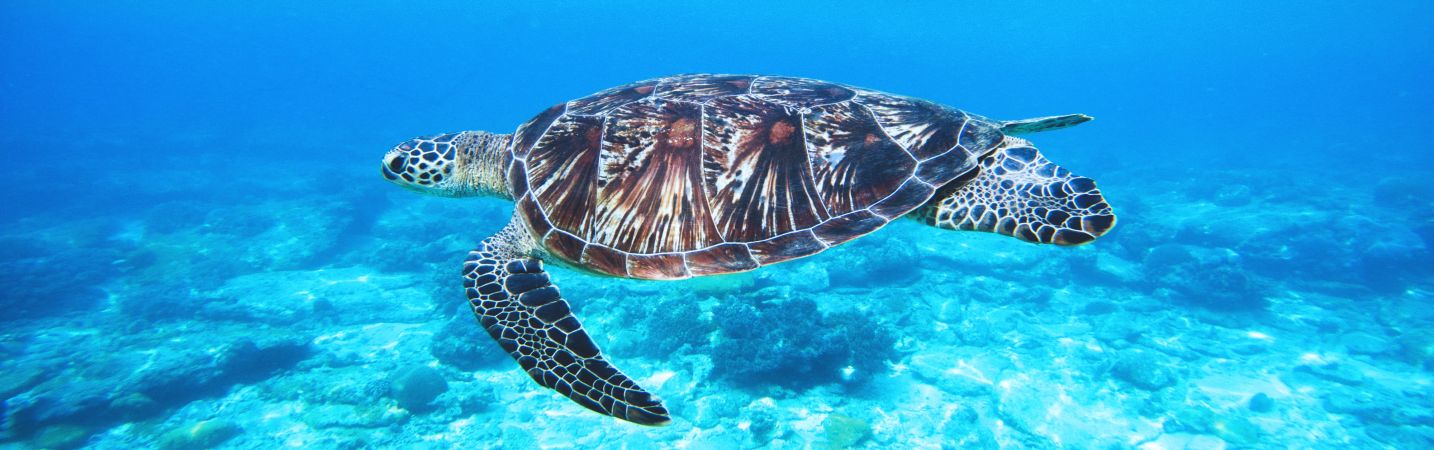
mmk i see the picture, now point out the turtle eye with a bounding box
[387,155,406,174]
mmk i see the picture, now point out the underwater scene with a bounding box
[2,1,1432,449]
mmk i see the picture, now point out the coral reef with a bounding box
[0,233,126,320]
[157,419,240,450]
[0,122,1430,450]
[825,236,922,287]
[711,296,895,387]
[634,297,714,359]
[1,326,309,437]
[31,423,91,449]
[941,405,997,449]
[388,365,449,411]
[1111,349,1177,390]
[820,414,870,449]
[430,315,510,371]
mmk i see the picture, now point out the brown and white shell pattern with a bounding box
[504,74,1007,280]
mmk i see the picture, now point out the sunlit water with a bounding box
[1,1,1431,449]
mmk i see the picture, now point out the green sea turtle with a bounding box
[380,74,1115,425]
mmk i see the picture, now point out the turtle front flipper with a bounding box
[910,137,1115,246]
[464,224,670,426]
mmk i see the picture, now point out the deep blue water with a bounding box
[5,1,1431,167]
[2,1,1432,449]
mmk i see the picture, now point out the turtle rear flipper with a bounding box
[911,138,1115,246]
[465,223,670,426]
[1000,114,1092,135]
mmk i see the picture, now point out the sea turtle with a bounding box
[380,74,1115,425]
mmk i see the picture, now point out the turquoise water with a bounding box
[2,1,1432,448]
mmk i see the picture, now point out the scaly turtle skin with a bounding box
[380,74,1116,425]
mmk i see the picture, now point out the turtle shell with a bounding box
[506,74,1006,280]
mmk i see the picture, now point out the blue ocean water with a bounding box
[1,0,1431,448]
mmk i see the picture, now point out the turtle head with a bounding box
[381,131,513,199]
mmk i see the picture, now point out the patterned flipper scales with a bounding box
[912,138,1115,245]
[463,225,670,426]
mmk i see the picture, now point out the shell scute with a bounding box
[811,210,888,247]
[588,99,722,254]
[569,80,660,116]
[914,145,978,185]
[543,231,586,266]
[702,95,829,243]
[507,159,530,200]
[527,115,605,239]
[580,244,629,277]
[512,103,566,159]
[871,179,936,219]
[654,74,755,103]
[746,230,826,265]
[856,90,971,161]
[804,101,918,217]
[959,116,1006,157]
[516,194,553,237]
[626,253,689,280]
[751,76,855,107]
[684,243,759,276]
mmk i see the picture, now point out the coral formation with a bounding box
[430,315,511,371]
[388,365,449,411]
[31,424,90,450]
[1111,349,1177,390]
[711,296,895,387]
[821,414,871,449]
[942,405,997,449]
[635,297,714,358]
[0,237,122,320]
[363,379,391,401]
[157,419,240,450]
[1248,392,1275,413]
[109,392,159,421]
[825,237,921,287]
